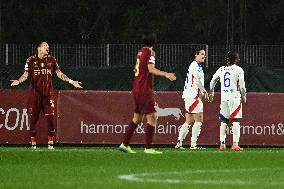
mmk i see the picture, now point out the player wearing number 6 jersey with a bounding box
[175,49,208,150]
[209,51,246,151]
[119,32,176,154]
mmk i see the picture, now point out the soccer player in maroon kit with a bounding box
[119,32,176,154]
[10,42,82,149]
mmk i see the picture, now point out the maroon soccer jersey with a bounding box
[24,55,59,96]
[132,47,156,94]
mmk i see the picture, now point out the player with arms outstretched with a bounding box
[209,51,246,151]
[119,32,176,154]
[175,49,208,150]
[10,42,83,149]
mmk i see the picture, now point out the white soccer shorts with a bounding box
[220,99,242,120]
[184,98,203,114]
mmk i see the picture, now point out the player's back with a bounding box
[216,64,244,100]
[132,47,155,95]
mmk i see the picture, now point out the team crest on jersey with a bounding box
[47,63,52,68]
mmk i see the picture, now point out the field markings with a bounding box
[118,168,284,186]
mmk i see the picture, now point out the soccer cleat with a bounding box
[175,146,186,150]
[119,143,136,154]
[231,145,244,151]
[175,142,186,150]
[31,142,37,149]
[48,141,54,150]
[190,146,206,150]
[219,144,226,151]
[144,148,163,154]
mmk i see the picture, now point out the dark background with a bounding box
[0,0,283,92]
[1,0,284,45]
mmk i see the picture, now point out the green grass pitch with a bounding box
[0,146,283,189]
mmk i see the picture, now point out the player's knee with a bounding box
[146,113,157,126]
[194,116,203,123]
[194,114,203,122]
[147,117,157,126]
[132,117,142,125]
[132,116,142,124]
[185,115,194,125]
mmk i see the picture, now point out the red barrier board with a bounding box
[56,91,284,146]
[0,90,57,144]
[1,90,284,146]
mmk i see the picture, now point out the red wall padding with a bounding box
[1,90,284,146]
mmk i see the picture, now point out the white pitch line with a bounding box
[118,168,284,186]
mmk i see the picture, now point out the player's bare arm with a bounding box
[147,64,176,81]
[10,71,29,86]
[208,75,220,102]
[55,70,83,88]
[195,76,208,101]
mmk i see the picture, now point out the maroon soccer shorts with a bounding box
[133,93,156,114]
[27,92,55,115]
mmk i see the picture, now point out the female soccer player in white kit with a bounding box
[175,49,208,149]
[209,51,246,151]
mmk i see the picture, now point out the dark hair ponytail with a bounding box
[224,51,238,66]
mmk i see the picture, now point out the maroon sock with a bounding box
[123,121,138,146]
[48,136,54,142]
[45,115,55,140]
[30,112,39,138]
[145,123,155,149]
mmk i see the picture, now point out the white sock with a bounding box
[177,123,190,145]
[191,122,202,147]
[232,122,240,146]
[220,122,227,145]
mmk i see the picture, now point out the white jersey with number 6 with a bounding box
[211,64,245,101]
